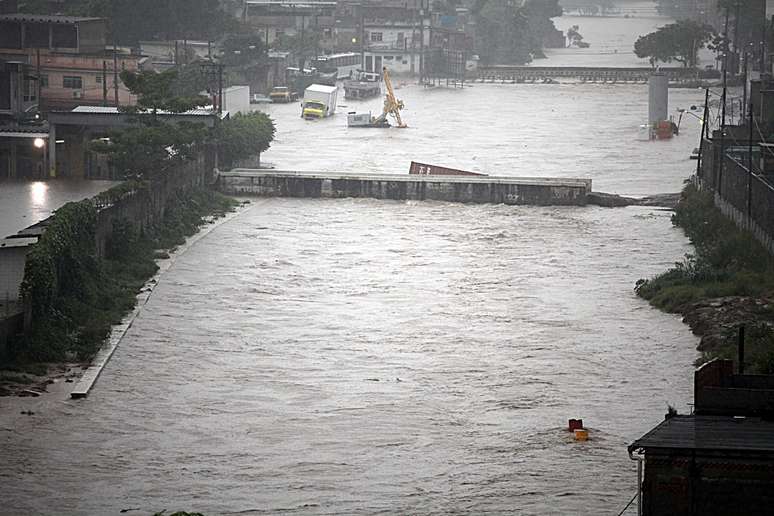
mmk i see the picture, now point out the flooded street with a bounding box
[2,199,696,515]
[261,83,705,197]
[0,180,118,238]
[0,6,707,516]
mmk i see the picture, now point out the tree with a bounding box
[274,29,324,68]
[220,33,269,68]
[92,69,210,179]
[634,21,714,68]
[19,0,238,46]
[474,0,562,65]
[216,112,276,169]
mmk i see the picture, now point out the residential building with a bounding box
[0,14,140,112]
[361,1,429,75]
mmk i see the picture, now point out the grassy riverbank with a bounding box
[635,183,774,372]
[1,185,237,381]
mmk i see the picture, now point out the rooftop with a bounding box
[69,106,222,117]
[628,415,774,454]
[0,14,103,24]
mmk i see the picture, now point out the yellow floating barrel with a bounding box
[574,428,589,441]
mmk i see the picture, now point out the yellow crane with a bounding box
[346,66,408,128]
[381,66,407,128]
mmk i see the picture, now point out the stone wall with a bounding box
[94,153,213,257]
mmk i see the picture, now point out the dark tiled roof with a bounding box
[629,415,774,454]
[0,14,103,24]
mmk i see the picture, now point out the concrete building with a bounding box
[243,0,337,52]
[47,105,225,179]
[360,1,429,75]
[139,40,214,71]
[0,14,140,111]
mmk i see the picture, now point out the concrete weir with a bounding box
[218,169,592,206]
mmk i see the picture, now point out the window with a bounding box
[23,79,36,102]
[384,55,393,60]
[371,32,382,42]
[63,76,83,89]
[40,75,48,88]
[96,74,103,84]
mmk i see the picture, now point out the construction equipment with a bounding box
[347,66,407,128]
[380,66,407,128]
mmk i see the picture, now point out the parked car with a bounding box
[269,87,298,103]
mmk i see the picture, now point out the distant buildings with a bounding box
[242,0,474,80]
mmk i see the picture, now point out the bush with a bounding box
[637,183,774,372]
[217,111,276,169]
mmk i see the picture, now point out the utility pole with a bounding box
[697,88,710,178]
[360,8,365,71]
[742,50,748,123]
[36,48,41,108]
[102,61,108,106]
[218,63,224,115]
[111,2,119,107]
[732,0,740,73]
[419,0,426,84]
[718,6,730,195]
[113,40,119,106]
[747,102,754,217]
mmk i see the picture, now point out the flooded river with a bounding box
[1,6,707,516]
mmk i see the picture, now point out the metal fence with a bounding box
[700,145,774,254]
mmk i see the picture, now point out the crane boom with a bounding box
[381,67,407,128]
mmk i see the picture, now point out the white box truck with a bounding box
[301,84,338,119]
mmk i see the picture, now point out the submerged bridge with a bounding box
[476,66,699,84]
[218,169,592,206]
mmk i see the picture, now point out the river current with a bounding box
[1,6,707,516]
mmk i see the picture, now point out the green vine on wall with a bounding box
[20,200,97,319]
[8,182,237,364]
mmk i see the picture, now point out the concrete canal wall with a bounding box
[218,170,592,206]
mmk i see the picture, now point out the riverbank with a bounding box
[0,185,241,397]
[635,183,774,372]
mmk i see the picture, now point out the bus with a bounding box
[310,52,361,79]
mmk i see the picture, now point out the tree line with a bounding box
[18,0,240,45]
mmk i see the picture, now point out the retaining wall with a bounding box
[94,154,212,257]
[219,170,591,206]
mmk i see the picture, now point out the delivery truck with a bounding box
[301,84,338,119]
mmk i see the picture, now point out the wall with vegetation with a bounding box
[7,150,232,364]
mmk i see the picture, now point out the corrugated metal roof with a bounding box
[0,236,38,248]
[71,106,220,116]
[629,415,774,454]
[0,122,49,138]
[0,14,103,24]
